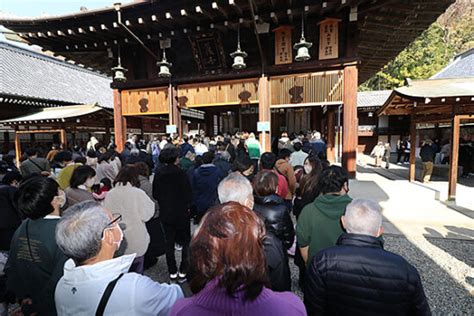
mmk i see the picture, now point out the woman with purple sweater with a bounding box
[170,202,306,316]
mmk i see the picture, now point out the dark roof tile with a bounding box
[0,41,113,108]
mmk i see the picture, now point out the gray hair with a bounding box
[56,200,110,264]
[344,199,382,236]
[218,172,253,205]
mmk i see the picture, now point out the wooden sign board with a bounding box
[318,19,340,60]
[273,26,292,65]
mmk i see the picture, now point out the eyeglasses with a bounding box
[106,213,122,228]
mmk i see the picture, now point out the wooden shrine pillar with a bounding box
[408,112,417,182]
[60,128,67,149]
[113,89,126,152]
[14,129,21,167]
[448,115,460,200]
[168,84,180,136]
[342,65,358,178]
[258,76,271,152]
[327,107,336,163]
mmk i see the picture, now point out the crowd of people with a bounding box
[0,130,432,315]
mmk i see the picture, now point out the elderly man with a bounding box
[217,172,291,292]
[305,199,430,316]
[217,172,254,209]
[54,201,183,315]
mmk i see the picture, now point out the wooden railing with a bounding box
[269,70,344,108]
[176,78,259,108]
[121,87,169,116]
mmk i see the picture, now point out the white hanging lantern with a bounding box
[230,24,247,69]
[157,49,172,78]
[112,65,127,82]
[294,11,312,62]
[112,44,127,82]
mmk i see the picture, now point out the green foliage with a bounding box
[360,5,473,91]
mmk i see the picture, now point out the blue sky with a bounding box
[0,0,132,18]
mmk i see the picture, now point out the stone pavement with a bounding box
[349,160,473,313]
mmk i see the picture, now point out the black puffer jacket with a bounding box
[253,194,295,249]
[306,233,431,316]
[263,231,291,292]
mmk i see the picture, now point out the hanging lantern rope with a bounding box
[112,43,127,82]
[230,21,248,69]
[293,8,312,62]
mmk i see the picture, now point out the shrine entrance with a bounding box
[118,68,356,175]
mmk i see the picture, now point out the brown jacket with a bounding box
[275,159,297,200]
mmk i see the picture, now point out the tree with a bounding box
[360,0,473,91]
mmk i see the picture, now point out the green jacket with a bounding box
[296,194,352,265]
[179,157,194,172]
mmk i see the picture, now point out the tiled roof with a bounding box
[431,48,474,79]
[395,77,474,98]
[357,90,392,108]
[0,104,109,124]
[0,41,113,108]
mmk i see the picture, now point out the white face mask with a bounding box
[85,177,96,188]
[304,165,313,174]
[103,224,124,250]
[115,225,124,250]
[55,190,67,208]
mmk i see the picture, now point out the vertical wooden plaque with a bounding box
[273,26,293,65]
[318,18,340,60]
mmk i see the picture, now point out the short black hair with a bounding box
[25,148,39,157]
[98,152,112,163]
[54,151,73,163]
[86,150,97,158]
[1,171,22,185]
[159,147,179,165]
[18,176,59,219]
[74,156,87,164]
[278,149,292,160]
[293,142,303,152]
[70,166,96,189]
[260,152,277,170]
[318,166,349,194]
[202,152,215,164]
[232,154,253,173]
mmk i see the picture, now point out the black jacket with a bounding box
[306,233,431,316]
[253,194,295,249]
[420,144,435,162]
[153,164,192,226]
[0,184,21,250]
[263,231,291,292]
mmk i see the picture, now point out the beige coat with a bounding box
[103,183,154,256]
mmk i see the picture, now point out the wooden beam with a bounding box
[409,112,416,182]
[113,58,359,90]
[448,115,460,200]
[113,89,125,152]
[212,2,229,19]
[258,76,271,152]
[342,65,358,178]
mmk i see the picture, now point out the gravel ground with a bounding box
[145,234,473,314]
